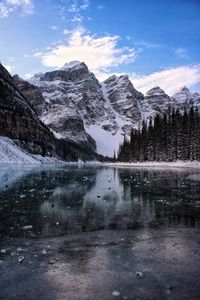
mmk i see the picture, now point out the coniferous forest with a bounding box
[118,107,200,162]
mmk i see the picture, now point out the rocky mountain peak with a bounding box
[60,61,86,71]
[172,86,200,112]
[29,61,92,85]
[179,86,190,93]
[103,73,143,130]
[145,86,166,96]
[141,86,174,120]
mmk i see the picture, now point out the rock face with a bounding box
[141,86,175,120]
[102,75,143,134]
[40,104,95,149]
[13,74,46,115]
[0,64,57,156]
[172,86,200,112]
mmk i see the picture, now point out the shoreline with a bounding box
[1,160,200,170]
[103,161,200,169]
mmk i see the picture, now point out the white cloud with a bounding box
[71,15,83,23]
[133,40,162,49]
[39,27,138,80]
[67,0,89,13]
[175,48,189,59]
[50,25,59,31]
[33,51,43,57]
[80,0,90,10]
[24,73,33,79]
[59,0,90,23]
[0,3,10,18]
[63,29,70,35]
[131,65,200,95]
[0,0,34,18]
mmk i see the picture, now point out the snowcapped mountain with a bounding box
[13,61,200,157]
[140,86,175,120]
[172,86,200,112]
[22,62,143,156]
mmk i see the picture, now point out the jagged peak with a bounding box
[104,74,130,84]
[13,74,23,81]
[60,61,87,70]
[104,74,118,82]
[178,86,190,93]
[145,86,167,96]
[30,72,44,79]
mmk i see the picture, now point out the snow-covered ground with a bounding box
[104,161,200,169]
[0,136,62,164]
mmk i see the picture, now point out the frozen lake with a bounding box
[0,165,200,299]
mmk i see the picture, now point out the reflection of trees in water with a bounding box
[118,169,200,227]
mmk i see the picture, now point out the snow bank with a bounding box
[0,136,62,164]
[104,161,200,169]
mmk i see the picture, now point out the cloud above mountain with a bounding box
[39,27,139,77]
[131,65,200,95]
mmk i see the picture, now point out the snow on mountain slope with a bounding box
[0,136,40,163]
[0,136,63,164]
[86,125,124,157]
[87,76,143,156]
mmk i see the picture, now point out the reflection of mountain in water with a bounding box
[0,166,200,240]
[41,168,200,235]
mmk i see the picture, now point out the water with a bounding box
[1,165,200,299]
[0,165,200,240]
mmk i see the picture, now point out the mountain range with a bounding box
[0,61,200,161]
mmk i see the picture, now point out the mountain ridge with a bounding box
[13,61,200,157]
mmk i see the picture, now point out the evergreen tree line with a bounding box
[118,107,200,162]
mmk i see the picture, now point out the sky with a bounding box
[0,0,200,95]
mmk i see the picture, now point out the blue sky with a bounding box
[0,0,200,94]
